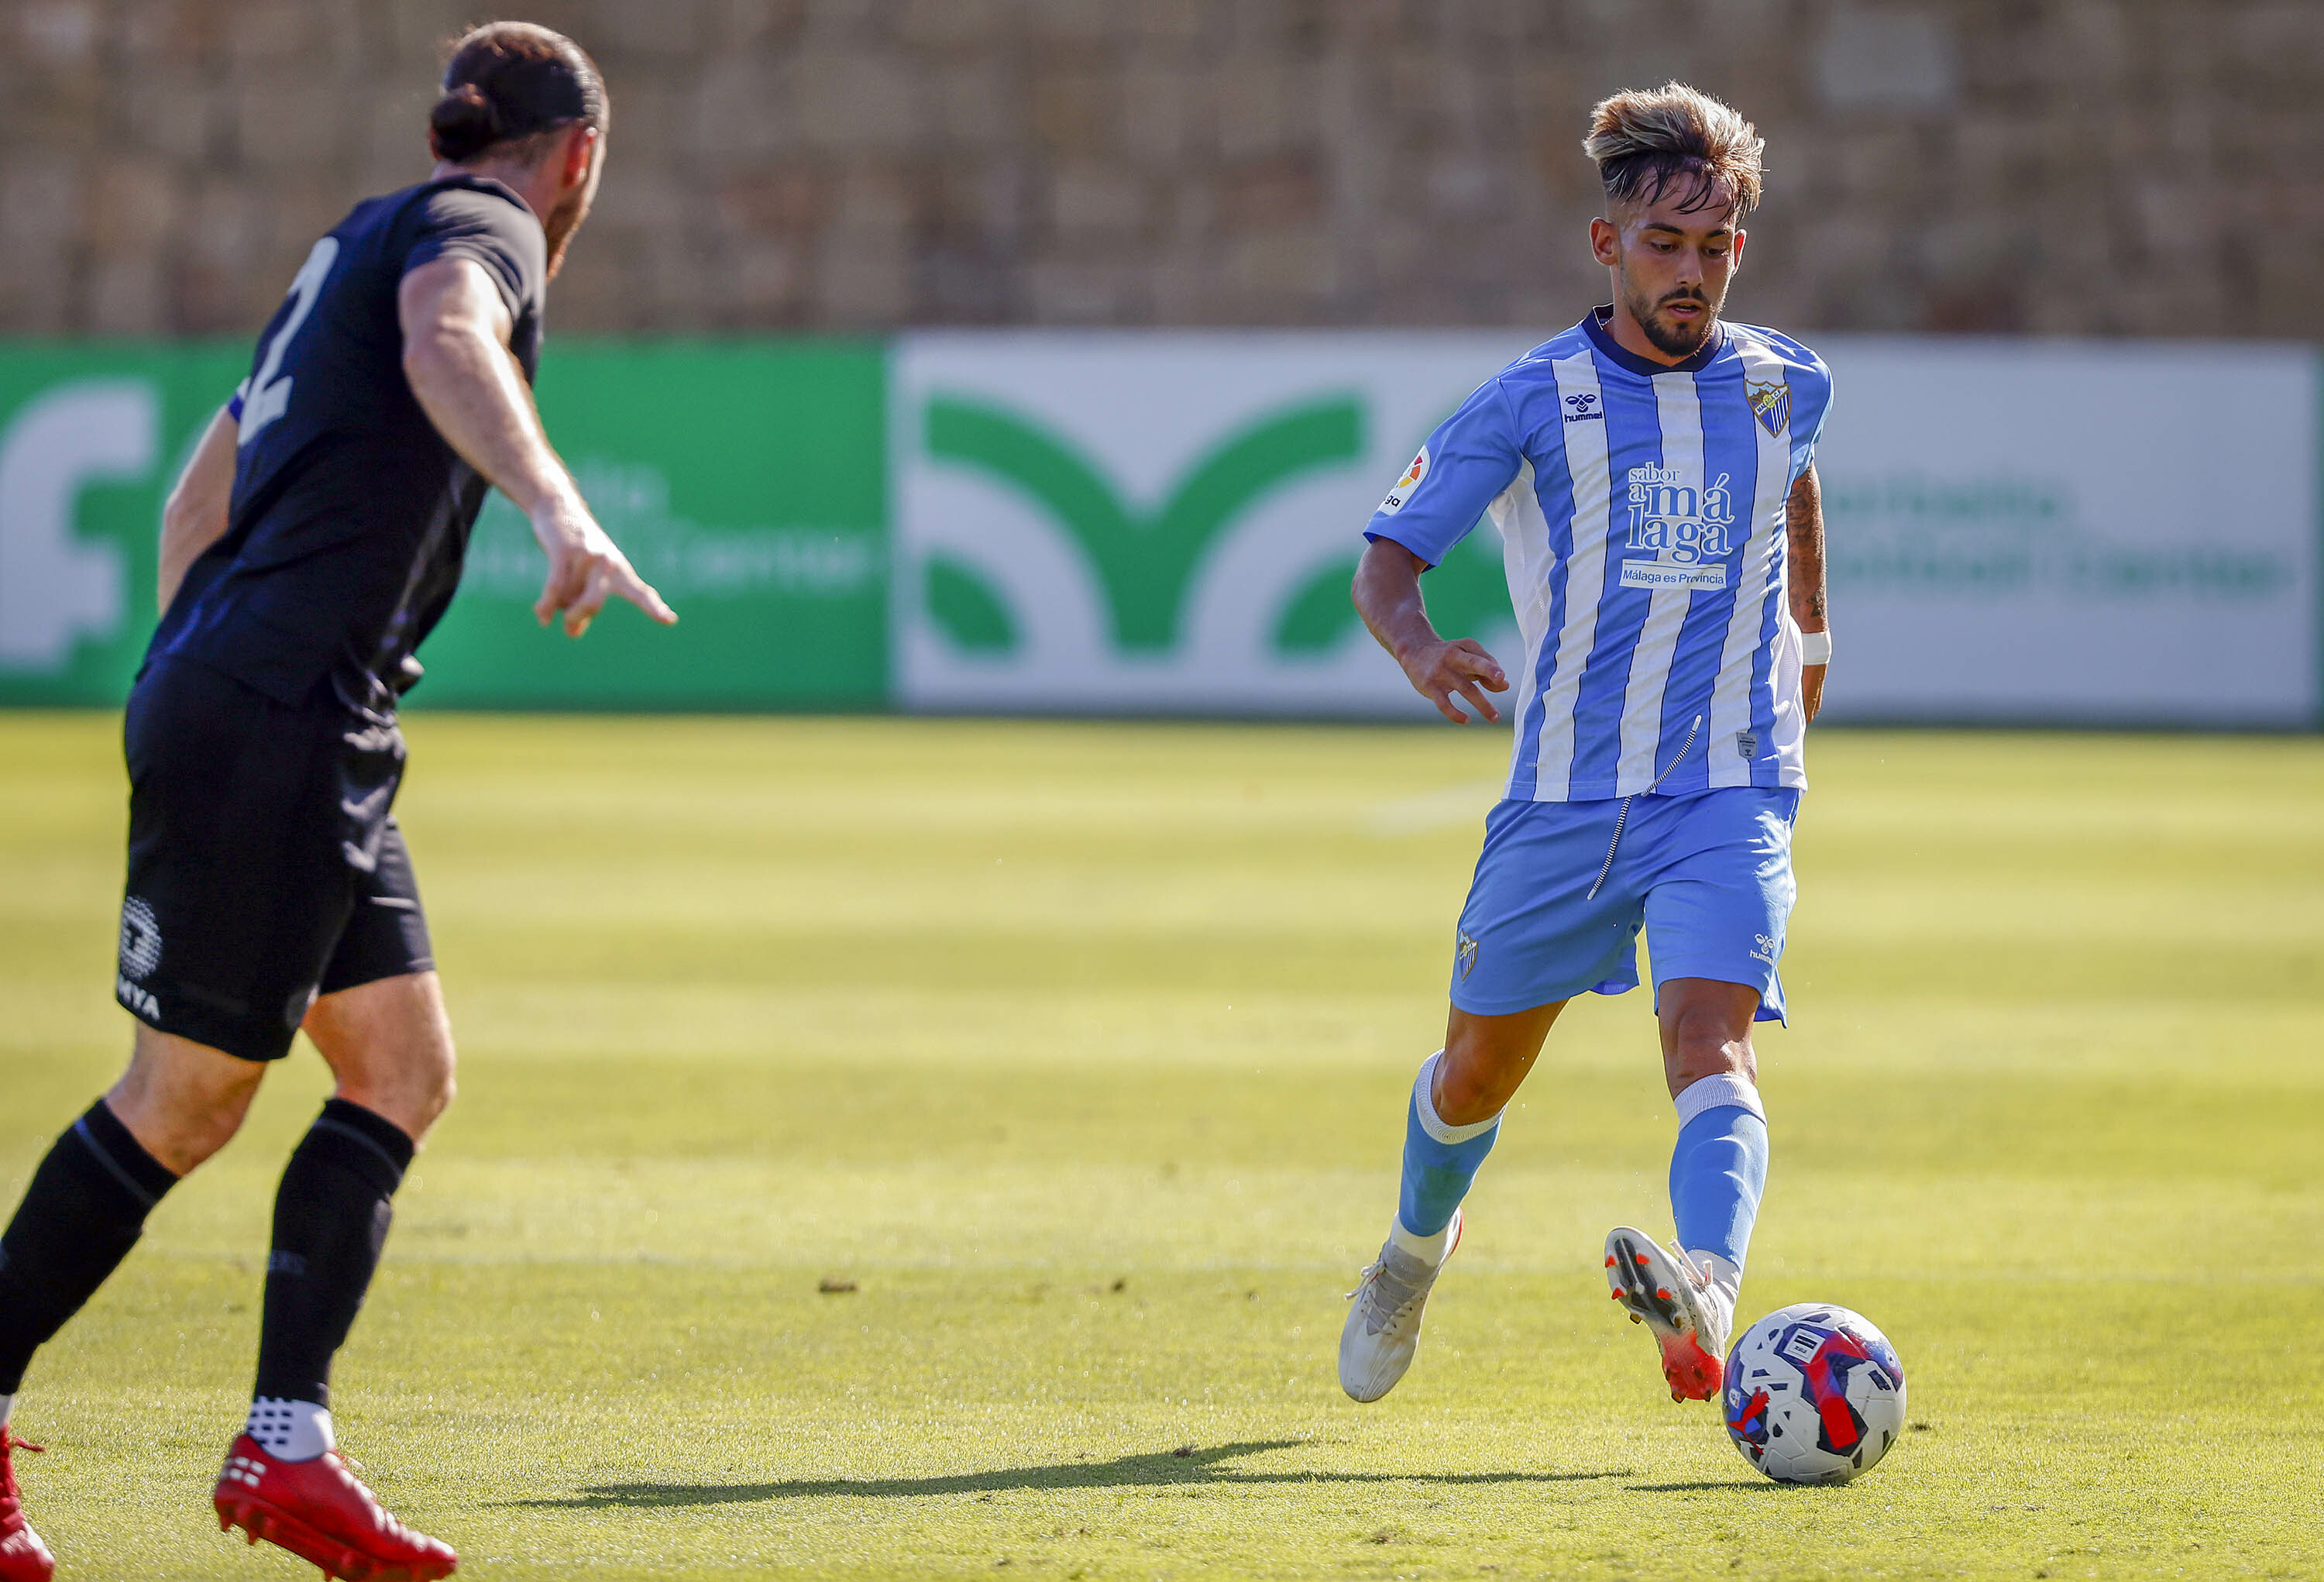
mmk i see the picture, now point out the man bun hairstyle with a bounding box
[429,21,607,165]
[1583,82,1764,218]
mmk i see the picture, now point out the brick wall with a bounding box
[3,0,2319,339]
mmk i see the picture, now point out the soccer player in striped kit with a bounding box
[1338,83,1833,1409]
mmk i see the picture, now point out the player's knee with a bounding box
[129,1093,249,1175]
[1432,1040,1530,1124]
[190,1106,253,1168]
[391,1045,457,1137]
[1663,1022,1752,1096]
[421,1061,457,1126]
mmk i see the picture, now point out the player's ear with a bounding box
[1590,216,1621,267]
[562,125,598,188]
[1729,227,1746,273]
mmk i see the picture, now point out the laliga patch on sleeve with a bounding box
[1378,445,1429,514]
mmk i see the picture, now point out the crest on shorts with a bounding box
[1455,931,1480,980]
[119,896,162,981]
[1747,379,1790,438]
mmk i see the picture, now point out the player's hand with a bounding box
[1801,662,1825,724]
[1401,637,1508,724]
[528,494,678,638]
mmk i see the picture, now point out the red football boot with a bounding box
[1604,1226,1730,1402]
[213,1434,455,1581]
[0,1427,54,1582]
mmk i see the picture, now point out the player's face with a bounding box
[1592,189,1746,358]
[541,127,603,280]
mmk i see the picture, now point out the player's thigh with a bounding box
[105,1023,270,1175]
[1452,797,1648,1019]
[302,969,456,1144]
[1638,788,1800,1024]
[118,659,382,1064]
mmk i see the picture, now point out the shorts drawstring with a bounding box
[1586,714,1703,901]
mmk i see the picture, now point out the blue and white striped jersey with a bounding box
[1367,309,1833,802]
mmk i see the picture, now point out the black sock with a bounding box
[253,1099,414,1408]
[0,1101,180,1393]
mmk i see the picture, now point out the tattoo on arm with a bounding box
[1786,463,1827,628]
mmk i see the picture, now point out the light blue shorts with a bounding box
[1450,786,1802,1023]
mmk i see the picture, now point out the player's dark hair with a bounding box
[1584,82,1764,218]
[429,21,608,166]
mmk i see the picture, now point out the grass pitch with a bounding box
[2,713,2319,1580]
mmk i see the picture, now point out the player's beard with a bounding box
[541,187,590,280]
[1624,277,1720,358]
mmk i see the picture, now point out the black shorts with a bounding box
[116,659,435,1062]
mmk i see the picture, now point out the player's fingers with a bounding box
[1424,685,1468,724]
[562,561,614,638]
[616,564,679,625]
[1451,646,1508,691]
[1454,679,1501,723]
[534,564,575,626]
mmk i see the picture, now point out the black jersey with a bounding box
[150,175,548,711]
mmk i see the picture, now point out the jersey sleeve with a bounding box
[401,187,546,322]
[1362,377,1524,568]
[1765,332,1833,481]
[1795,354,1833,476]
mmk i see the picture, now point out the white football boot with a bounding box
[1338,1211,1462,1402]
[1604,1226,1731,1401]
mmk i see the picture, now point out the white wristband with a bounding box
[1800,629,1831,665]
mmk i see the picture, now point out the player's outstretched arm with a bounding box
[1786,463,1827,724]
[157,403,239,614]
[397,256,676,638]
[1352,537,1508,724]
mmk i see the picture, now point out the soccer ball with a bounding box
[1721,1303,1906,1484]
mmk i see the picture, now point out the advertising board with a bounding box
[2,334,2315,727]
[0,342,885,710]
[892,332,1528,717]
[1813,338,2319,727]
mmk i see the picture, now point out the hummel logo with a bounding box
[1750,932,1779,965]
[1563,393,1603,424]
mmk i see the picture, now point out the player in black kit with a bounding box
[0,24,670,1582]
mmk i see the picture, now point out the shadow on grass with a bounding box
[510,1440,1632,1509]
[1624,1479,1780,1493]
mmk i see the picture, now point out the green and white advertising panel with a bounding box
[0,341,885,710]
[892,331,1528,717]
[2,333,2317,724]
[418,341,885,709]
[0,346,248,703]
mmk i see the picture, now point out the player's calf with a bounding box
[1339,1051,1504,1402]
[0,1102,182,1407]
[1607,1070,1768,1401]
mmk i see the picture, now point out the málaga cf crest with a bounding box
[1747,379,1791,438]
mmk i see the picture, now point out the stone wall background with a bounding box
[2,0,2319,339]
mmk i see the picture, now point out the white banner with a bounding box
[1813,337,2318,726]
[895,330,2320,727]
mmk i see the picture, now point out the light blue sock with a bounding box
[1668,1073,1769,1267]
[1395,1052,1501,1247]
